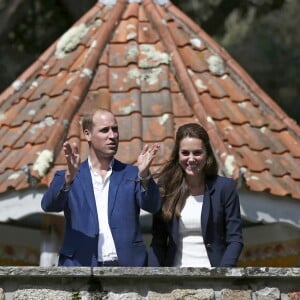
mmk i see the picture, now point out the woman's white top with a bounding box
[174,194,211,267]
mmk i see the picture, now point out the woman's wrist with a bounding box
[63,180,73,191]
[138,172,152,181]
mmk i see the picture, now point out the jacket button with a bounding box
[206,243,212,249]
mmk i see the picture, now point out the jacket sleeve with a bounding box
[148,211,169,266]
[138,177,161,214]
[41,170,69,212]
[219,179,244,267]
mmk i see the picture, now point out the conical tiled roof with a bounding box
[0,0,299,199]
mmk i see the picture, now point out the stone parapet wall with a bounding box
[0,267,300,299]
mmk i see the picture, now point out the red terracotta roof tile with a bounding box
[178,47,209,73]
[111,90,141,114]
[109,42,138,66]
[171,93,193,117]
[111,18,139,43]
[116,139,143,165]
[138,22,161,44]
[141,90,172,115]
[90,64,109,90]
[0,0,299,203]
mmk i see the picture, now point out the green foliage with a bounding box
[173,0,298,123]
[224,0,300,122]
[7,0,72,53]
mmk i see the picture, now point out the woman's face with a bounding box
[179,137,207,176]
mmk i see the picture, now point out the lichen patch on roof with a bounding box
[12,80,25,91]
[32,150,54,177]
[139,44,170,67]
[55,24,89,59]
[207,55,225,76]
[0,0,299,201]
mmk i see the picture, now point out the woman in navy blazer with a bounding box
[148,123,243,267]
[42,108,161,267]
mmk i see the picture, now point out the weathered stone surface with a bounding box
[280,294,290,300]
[80,291,107,300]
[221,289,251,300]
[13,289,71,300]
[148,289,214,300]
[103,292,144,300]
[148,291,168,300]
[288,291,300,300]
[0,267,299,300]
[255,287,280,300]
[1,267,300,279]
[172,289,214,300]
[0,288,5,300]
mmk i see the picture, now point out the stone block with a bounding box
[255,287,280,300]
[221,289,251,300]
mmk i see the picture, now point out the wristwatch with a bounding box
[137,172,152,180]
[63,181,73,191]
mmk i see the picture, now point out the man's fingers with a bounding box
[72,142,79,155]
[63,141,74,154]
[148,143,160,157]
[141,144,149,155]
[63,142,80,165]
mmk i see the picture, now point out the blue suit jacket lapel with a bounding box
[171,216,179,244]
[108,160,125,218]
[78,160,98,221]
[201,178,215,239]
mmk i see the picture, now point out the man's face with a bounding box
[84,111,119,158]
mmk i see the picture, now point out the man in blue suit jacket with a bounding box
[41,108,161,267]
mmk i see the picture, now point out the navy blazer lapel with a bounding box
[171,215,179,245]
[108,160,125,218]
[79,160,98,218]
[201,177,216,239]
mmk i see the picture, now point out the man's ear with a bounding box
[83,129,91,141]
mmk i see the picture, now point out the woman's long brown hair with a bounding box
[155,123,218,221]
